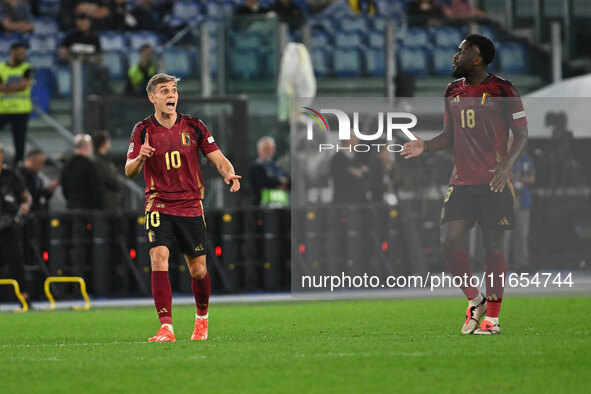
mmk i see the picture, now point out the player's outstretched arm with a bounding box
[125,132,155,178]
[401,121,454,159]
[206,150,241,193]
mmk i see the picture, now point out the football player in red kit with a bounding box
[125,73,241,342]
[402,35,528,334]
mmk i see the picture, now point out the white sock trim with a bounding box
[484,316,499,325]
[162,324,174,333]
[196,313,208,320]
[469,293,484,307]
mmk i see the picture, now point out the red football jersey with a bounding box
[127,113,219,216]
[443,74,528,185]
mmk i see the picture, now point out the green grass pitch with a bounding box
[1,298,590,393]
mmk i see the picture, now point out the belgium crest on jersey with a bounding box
[181,131,191,146]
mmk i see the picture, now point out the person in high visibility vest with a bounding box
[125,44,156,96]
[0,41,32,165]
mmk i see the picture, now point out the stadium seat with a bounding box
[229,31,264,50]
[34,17,59,34]
[309,16,336,33]
[477,24,497,42]
[28,51,56,69]
[311,29,333,47]
[99,31,127,51]
[401,27,430,47]
[55,66,70,97]
[38,0,60,17]
[206,1,234,17]
[431,26,464,48]
[338,17,368,32]
[333,48,363,77]
[228,48,261,80]
[432,46,456,75]
[31,68,52,114]
[162,47,194,78]
[397,46,431,75]
[29,34,59,52]
[311,46,332,77]
[334,31,364,47]
[103,51,126,80]
[375,0,406,18]
[367,29,385,48]
[498,42,528,74]
[173,0,202,18]
[128,31,161,50]
[0,35,23,52]
[363,47,385,77]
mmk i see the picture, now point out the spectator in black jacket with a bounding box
[270,0,306,30]
[17,149,58,212]
[92,131,123,211]
[249,136,290,206]
[60,134,103,210]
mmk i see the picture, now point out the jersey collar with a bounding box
[150,112,181,128]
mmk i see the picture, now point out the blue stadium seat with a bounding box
[206,1,234,17]
[477,24,497,42]
[367,30,385,48]
[99,31,127,51]
[228,48,261,80]
[311,46,332,77]
[34,17,59,34]
[333,48,363,77]
[431,26,463,48]
[55,66,70,97]
[28,51,56,69]
[432,46,456,75]
[338,17,368,32]
[364,47,385,76]
[31,68,52,114]
[309,17,336,33]
[128,31,161,50]
[401,27,430,46]
[311,29,333,47]
[229,31,264,50]
[173,0,202,18]
[162,47,194,78]
[498,42,528,74]
[375,0,406,18]
[397,46,430,75]
[38,0,60,17]
[29,34,59,52]
[0,35,23,52]
[103,51,126,80]
[334,31,364,47]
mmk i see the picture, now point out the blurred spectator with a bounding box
[249,136,290,206]
[407,0,443,25]
[60,134,103,210]
[235,0,269,15]
[59,13,111,95]
[505,132,535,268]
[1,0,34,33]
[92,131,123,211]
[0,41,32,165]
[270,0,306,30]
[441,0,483,20]
[347,0,375,15]
[58,0,111,31]
[367,147,400,205]
[0,142,31,301]
[110,0,136,30]
[130,0,159,30]
[17,149,58,212]
[125,44,156,95]
[330,136,368,204]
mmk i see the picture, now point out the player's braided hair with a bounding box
[146,73,180,95]
[465,34,496,65]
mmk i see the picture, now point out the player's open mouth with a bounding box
[166,101,175,110]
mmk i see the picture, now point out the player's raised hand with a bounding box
[139,132,155,160]
[489,161,511,192]
[224,173,242,192]
[401,139,425,159]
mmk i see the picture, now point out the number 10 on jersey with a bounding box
[165,150,181,170]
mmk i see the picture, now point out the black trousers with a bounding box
[0,224,27,293]
[0,113,30,164]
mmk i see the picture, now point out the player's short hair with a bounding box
[92,130,110,151]
[26,148,45,159]
[74,134,92,150]
[146,73,180,95]
[10,41,27,51]
[139,44,153,53]
[465,34,495,65]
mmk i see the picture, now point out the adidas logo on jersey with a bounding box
[497,217,510,225]
[194,243,204,252]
